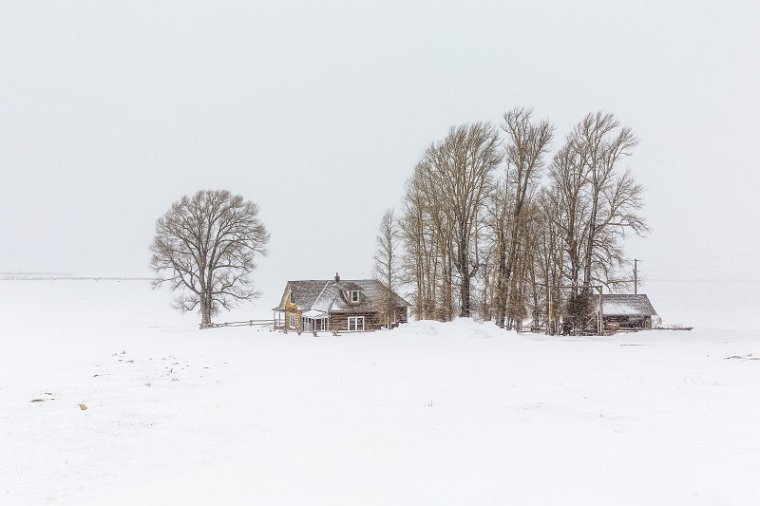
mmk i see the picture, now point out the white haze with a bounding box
[1,0,759,321]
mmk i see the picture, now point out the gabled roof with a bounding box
[273,279,409,314]
[273,280,327,312]
[591,294,657,316]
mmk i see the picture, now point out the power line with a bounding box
[644,278,760,283]
[640,253,760,262]
[642,264,760,273]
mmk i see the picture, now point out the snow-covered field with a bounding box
[1,280,759,505]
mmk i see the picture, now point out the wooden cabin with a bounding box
[273,273,409,333]
[590,293,658,330]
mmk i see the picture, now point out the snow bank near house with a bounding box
[1,280,759,505]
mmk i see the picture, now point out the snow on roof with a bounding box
[312,282,338,313]
[591,294,657,316]
[272,280,326,311]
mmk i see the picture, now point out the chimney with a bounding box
[335,272,340,282]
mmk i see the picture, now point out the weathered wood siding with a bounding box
[327,307,408,332]
[329,312,382,331]
[601,315,652,330]
[396,307,408,324]
[277,285,291,310]
[284,309,302,332]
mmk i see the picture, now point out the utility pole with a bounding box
[597,285,604,335]
[548,289,554,336]
[634,259,641,294]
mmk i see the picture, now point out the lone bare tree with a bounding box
[374,209,401,328]
[150,190,269,328]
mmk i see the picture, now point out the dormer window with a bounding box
[350,290,360,303]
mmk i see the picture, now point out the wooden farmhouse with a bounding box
[590,293,658,330]
[273,274,410,333]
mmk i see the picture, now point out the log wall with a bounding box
[328,312,384,332]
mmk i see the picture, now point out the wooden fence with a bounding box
[206,319,278,330]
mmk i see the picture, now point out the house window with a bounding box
[350,290,360,303]
[348,316,365,331]
[289,292,294,303]
[289,314,296,328]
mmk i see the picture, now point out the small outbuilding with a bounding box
[591,293,658,330]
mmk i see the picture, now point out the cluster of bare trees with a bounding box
[380,108,647,333]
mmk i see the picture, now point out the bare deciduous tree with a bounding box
[429,123,501,317]
[150,190,269,328]
[494,108,553,328]
[535,188,565,334]
[400,166,441,320]
[548,140,587,293]
[574,112,644,292]
[374,209,401,328]
[548,112,647,330]
[400,124,500,321]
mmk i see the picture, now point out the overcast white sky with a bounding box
[2,0,759,312]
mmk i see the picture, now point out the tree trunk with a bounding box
[460,271,471,317]
[200,299,212,328]
[458,229,472,317]
[494,218,507,328]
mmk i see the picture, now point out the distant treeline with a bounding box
[0,274,151,281]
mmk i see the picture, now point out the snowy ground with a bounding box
[1,280,759,505]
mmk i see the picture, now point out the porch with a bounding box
[301,310,329,332]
